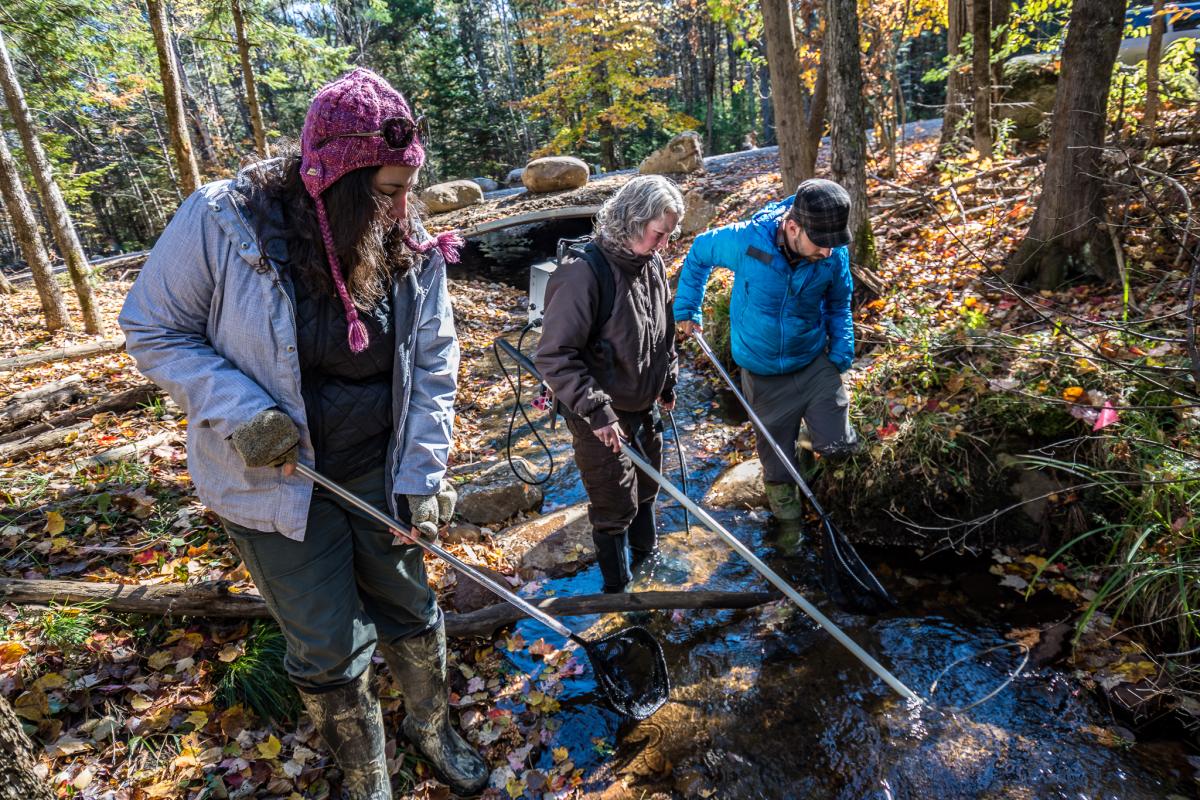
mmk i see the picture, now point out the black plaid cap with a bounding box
[789,179,851,248]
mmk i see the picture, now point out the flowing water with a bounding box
[481,358,1197,799]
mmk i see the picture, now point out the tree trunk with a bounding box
[0,693,54,800]
[0,30,102,334]
[826,0,880,274]
[939,0,970,154]
[971,0,993,155]
[0,124,68,328]
[761,0,811,191]
[146,0,201,196]
[231,0,268,158]
[990,0,1013,104]
[797,56,828,182]
[1141,0,1166,138]
[1006,0,1126,288]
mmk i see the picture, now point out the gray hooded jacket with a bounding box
[119,173,459,540]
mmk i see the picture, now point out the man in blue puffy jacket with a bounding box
[675,179,859,526]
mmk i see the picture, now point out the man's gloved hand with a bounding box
[230,408,299,468]
[405,479,457,539]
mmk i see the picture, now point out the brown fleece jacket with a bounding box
[534,237,678,430]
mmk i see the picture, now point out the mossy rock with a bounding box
[999,54,1059,142]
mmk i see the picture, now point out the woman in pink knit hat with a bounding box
[120,68,488,797]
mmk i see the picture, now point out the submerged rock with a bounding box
[455,459,543,525]
[472,176,500,192]
[704,459,768,509]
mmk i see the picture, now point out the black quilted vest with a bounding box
[289,267,396,482]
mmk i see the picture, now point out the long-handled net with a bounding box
[690,332,896,614]
[294,463,670,720]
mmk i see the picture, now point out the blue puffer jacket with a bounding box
[673,195,855,376]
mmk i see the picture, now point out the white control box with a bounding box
[528,260,557,326]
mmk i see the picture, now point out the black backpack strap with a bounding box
[572,241,615,346]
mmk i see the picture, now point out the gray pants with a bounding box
[740,355,858,484]
[221,466,438,691]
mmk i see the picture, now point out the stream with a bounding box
[479,353,1196,799]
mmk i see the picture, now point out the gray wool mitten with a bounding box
[230,408,300,468]
[406,480,457,539]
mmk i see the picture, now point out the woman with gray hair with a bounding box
[535,175,684,592]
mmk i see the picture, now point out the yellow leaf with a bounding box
[147,651,173,670]
[143,779,178,798]
[257,734,282,760]
[45,511,65,535]
[1023,555,1049,571]
[0,640,28,666]
[33,672,67,691]
[185,710,208,730]
[1062,386,1085,403]
[552,746,569,764]
[130,694,153,711]
[506,778,526,798]
[14,688,49,721]
[217,643,242,663]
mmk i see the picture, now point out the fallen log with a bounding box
[71,430,175,471]
[443,590,778,637]
[0,382,160,446]
[0,337,126,373]
[0,578,777,637]
[0,421,93,462]
[0,387,85,434]
[7,374,84,403]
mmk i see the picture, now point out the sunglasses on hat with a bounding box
[319,114,428,150]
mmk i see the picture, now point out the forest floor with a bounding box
[2,130,1199,798]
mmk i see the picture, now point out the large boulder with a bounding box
[680,189,719,236]
[703,459,768,509]
[998,54,1059,142]
[522,156,589,193]
[638,132,704,175]
[419,180,483,214]
[493,502,595,579]
[455,459,543,525]
[472,176,500,193]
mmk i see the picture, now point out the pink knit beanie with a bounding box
[300,67,463,352]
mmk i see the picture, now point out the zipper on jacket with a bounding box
[778,272,790,372]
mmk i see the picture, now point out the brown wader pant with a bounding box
[564,407,663,591]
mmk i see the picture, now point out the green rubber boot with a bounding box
[380,619,488,796]
[764,481,803,522]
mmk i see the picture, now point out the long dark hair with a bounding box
[243,144,416,310]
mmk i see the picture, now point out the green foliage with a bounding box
[36,601,109,653]
[701,280,734,373]
[518,1,698,169]
[1108,38,1200,125]
[1025,427,1200,655]
[216,620,301,723]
